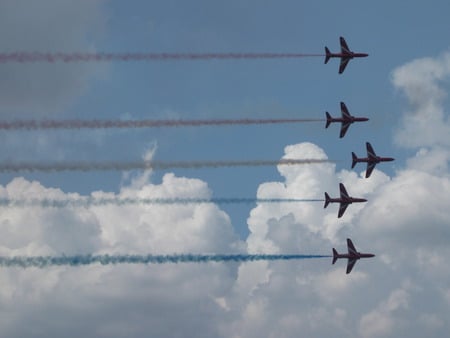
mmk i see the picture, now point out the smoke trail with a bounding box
[0,52,324,63]
[0,118,324,131]
[0,159,332,173]
[0,197,324,208]
[0,253,331,268]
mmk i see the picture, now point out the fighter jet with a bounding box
[325,102,369,138]
[332,238,375,274]
[352,142,395,178]
[324,36,369,74]
[324,183,367,218]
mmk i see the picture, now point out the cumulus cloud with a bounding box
[359,169,450,247]
[0,141,382,338]
[222,143,378,338]
[359,287,410,338]
[392,52,450,148]
[1,132,449,337]
[0,170,242,338]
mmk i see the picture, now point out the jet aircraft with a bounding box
[324,36,369,74]
[352,142,395,178]
[324,183,367,218]
[332,238,375,274]
[325,102,369,138]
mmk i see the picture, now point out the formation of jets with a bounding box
[321,38,386,273]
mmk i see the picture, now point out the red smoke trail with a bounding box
[0,118,323,131]
[0,52,324,63]
[0,159,332,173]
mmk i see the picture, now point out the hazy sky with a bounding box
[0,1,449,337]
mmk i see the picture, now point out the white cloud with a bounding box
[359,288,409,338]
[1,133,449,337]
[223,143,378,338]
[0,171,242,338]
[313,268,367,303]
[407,146,450,176]
[358,168,450,247]
[392,52,450,148]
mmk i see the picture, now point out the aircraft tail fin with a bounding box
[351,152,358,169]
[332,248,338,264]
[325,112,332,128]
[324,192,331,208]
[324,47,331,64]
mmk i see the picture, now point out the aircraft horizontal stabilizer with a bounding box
[325,112,332,128]
[324,192,331,208]
[332,248,338,264]
[351,152,358,169]
[324,47,331,64]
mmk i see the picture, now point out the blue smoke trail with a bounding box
[0,254,331,268]
[0,197,324,208]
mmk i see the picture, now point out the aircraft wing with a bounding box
[347,238,357,255]
[339,183,349,198]
[346,258,357,274]
[366,142,376,158]
[340,122,351,138]
[340,37,351,53]
[338,202,349,218]
[365,162,376,178]
[340,102,351,118]
[339,57,350,74]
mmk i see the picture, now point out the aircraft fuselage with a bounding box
[355,156,395,164]
[327,197,367,205]
[328,52,369,59]
[333,252,375,260]
[328,116,369,124]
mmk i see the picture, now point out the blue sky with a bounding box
[0,1,449,337]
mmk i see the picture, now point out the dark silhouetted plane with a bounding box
[352,142,395,178]
[332,238,375,274]
[325,102,369,138]
[324,36,369,74]
[324,183,367,218]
